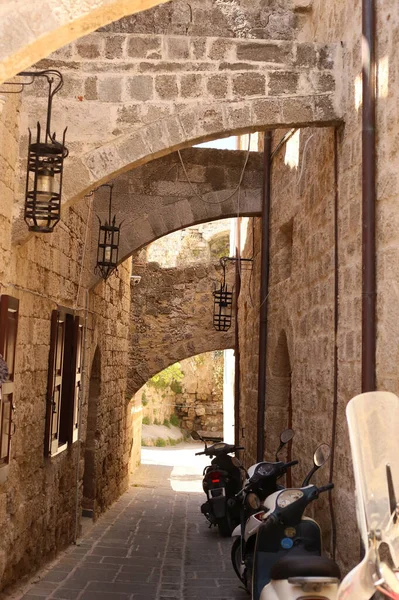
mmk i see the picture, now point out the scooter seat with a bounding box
[270,554,341,580]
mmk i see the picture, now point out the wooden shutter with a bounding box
[45,310,67,456]
[0,295,19,465]
[70,316,83,444]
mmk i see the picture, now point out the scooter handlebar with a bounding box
[284,460,299,469]
[195,451,206,456]
[318,483,334,494]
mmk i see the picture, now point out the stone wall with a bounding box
[138,351,224,436]
[0,116,133,591]
[128,254,235,397]
[101,1,307,40]
[9,31,339,245]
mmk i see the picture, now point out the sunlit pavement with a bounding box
[13,443,247,600]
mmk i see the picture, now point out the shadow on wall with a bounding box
[82,346,101,517]
[267,330,292,478]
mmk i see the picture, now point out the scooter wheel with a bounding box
[217,513,234,537]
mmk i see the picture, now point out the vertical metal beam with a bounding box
[256,131,272,462]
[234,217,241,447]
[362,0,376,392]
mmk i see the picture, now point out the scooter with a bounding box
[252,442,337,599]
[231,428,297,591]
[192,430,245,536]
[253,391,399,600]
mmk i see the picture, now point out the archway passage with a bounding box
[128,255,235,397]
[0,0,168,85]
[82,346,101,516]
[11,33,341,245]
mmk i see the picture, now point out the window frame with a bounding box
[45,308,83,457]
[0,295,19,468]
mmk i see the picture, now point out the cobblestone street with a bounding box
[12,445,247,600]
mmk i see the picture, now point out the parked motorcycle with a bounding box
[252,391,399,600]
[252,442,336,599]
[231,428,297,591]
[192,430,244,536]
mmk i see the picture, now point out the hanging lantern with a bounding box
[213,259,233,332]
[95,184,121,280]
[21,70,68,232]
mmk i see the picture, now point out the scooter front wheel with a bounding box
[231,537,245,582]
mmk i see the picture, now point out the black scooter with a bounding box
[192,431,244,536]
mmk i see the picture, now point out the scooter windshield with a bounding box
[346,391,399,562]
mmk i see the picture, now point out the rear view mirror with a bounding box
[275,428,295,461]
[280,429,295,444]
[302,443,331,486]
[314,443,331,467]
[191,431,201,441]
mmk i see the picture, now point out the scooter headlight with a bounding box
[277,489,304,508]
[246,493,261,510]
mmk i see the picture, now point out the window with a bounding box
[0,295,19,467]
[45,309,83,456]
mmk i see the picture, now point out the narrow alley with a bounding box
[14,445,247,600]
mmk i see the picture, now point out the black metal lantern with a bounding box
[95,184,121,280]
[0,70,68,233]
[213,259,233,332]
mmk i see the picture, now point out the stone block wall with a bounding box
[128,258,235,397]
[0,114,133,590]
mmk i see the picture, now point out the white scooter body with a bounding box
[259,392,399,600]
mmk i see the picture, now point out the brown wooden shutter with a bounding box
[69,316,83,444]
[0,295,19,465]
[45,310,67,456]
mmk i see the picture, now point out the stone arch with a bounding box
[12,34,340,246]
[82,345,101,516]
[84,147,263,288]
[0,0,167,85]
[128,257,235,397]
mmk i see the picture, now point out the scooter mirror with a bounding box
[378,563,399,594]
[280,428,295,444]
[191,431,201,441]
[314,443,331,467]
[275,428,295,461]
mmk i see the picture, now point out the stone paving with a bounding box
[13,445,247,600]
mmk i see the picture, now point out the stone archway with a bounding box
[11,33,341,244]
[0,0,167,85]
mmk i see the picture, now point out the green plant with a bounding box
[163,419,171,428]
[142,416,151,425]
[141,390,148,406]
[170,380,183,394]
[170,414,180,427]
[141,439,148,447]
[148,363,184,391]
[154,418,161,425]
[168,437,177,446]
[155,437,167,447]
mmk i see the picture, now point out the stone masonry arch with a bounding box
[86,147,263,287]
[128,258,235,397]
[12,33,341,243]
[0,0,167,85]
